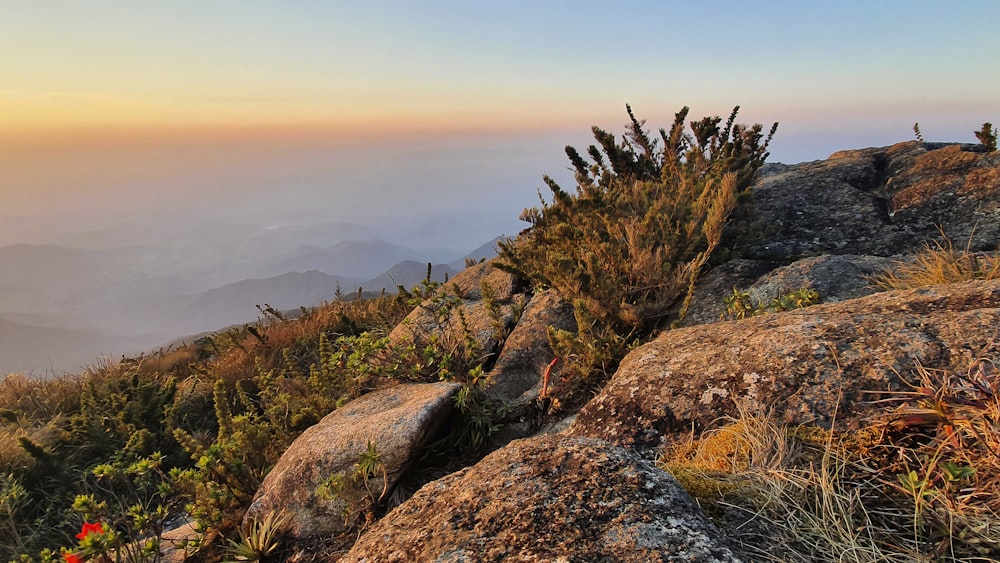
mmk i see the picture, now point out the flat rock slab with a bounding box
[245,382,460,539]
[572,280,1000,448]
[738,142,1000,260]
[342,434,741,563]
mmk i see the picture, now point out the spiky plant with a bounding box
[498,105,776,389]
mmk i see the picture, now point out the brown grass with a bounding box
[873,233,1000,291]
[0,372,83,422]
[660,341,1000,561]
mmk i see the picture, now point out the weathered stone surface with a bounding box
[244,382,460,539]
[388,261,524,370]
[484,289,576,403]
[679,259,782,327]
[738,142,1000,260]
[681,255,892,327]
[746,254,892,304]
[342,435,742,563]
[571,280,1000,448]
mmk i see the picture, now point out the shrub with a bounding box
[722,286,821,320]
[498,105,776,390]
[975,122,997,152]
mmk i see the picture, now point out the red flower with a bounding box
[62,553,82,563]
[76,521,104,540]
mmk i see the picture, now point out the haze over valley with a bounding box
[1,133,545,375]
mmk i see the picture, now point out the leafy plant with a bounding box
[315,441,389,528]
[225,510,289,563]
[722,286,821,320]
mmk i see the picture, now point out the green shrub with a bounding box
[975,122,997,152]
[498,105,776,390]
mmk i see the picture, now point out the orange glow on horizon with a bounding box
[0,87,612,150]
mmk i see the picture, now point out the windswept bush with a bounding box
[498,105,776,389]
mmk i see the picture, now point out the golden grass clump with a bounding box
[0,372,83,423]
[660,342,1000,562]
[873,233,1000,291]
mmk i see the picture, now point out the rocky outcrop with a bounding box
[342,435,742,562]
[244,382,460,539]
[246,141,999,561]
[388,260,525,372]
[742,254,893,305]
[484,289,575,403]
[572,279,1000,448]
[737,142,1000,260]
[683,142,1000,328]
[681,254,894,326]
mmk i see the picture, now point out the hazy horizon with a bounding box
[2,1,998,374]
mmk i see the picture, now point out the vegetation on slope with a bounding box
[497,105,776,399]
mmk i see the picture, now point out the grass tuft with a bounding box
[661,341,1000,561]
[873,232,1000,291]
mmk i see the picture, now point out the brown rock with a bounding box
[388,261,524,373]
[484,289,576,403]
[743,254,892,305]
[682,255,892,327]
[737,142,1000,260]
[571,280,1000,448]
[244,382,460,539]
[341,435,742,562]
[679,259,782,327]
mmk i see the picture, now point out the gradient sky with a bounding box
[4,2,998,138]
[1,1,999,248]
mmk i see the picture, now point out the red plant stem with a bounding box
[541,357,559,399]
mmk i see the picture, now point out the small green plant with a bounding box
[975,122,997,152]
[224,510,289,563]
[172,380,285,530]
[315,441,389,529]
[722,286,821,320]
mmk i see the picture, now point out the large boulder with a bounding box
[484,289,576,403]
[571,279,1000,448]
[341,435,742,562]
[388,260,525,372]
[737,142,1000,260]
[244,382,460,539]
[741,254,893,306]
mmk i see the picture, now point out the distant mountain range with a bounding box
[0,236,504,375]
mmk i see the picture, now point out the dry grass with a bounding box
[0,372,83,422]
[204,294,411,388]
[661,343,1000,562]
[873,233,1000,291]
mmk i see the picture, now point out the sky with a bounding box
[1,0,999,250]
